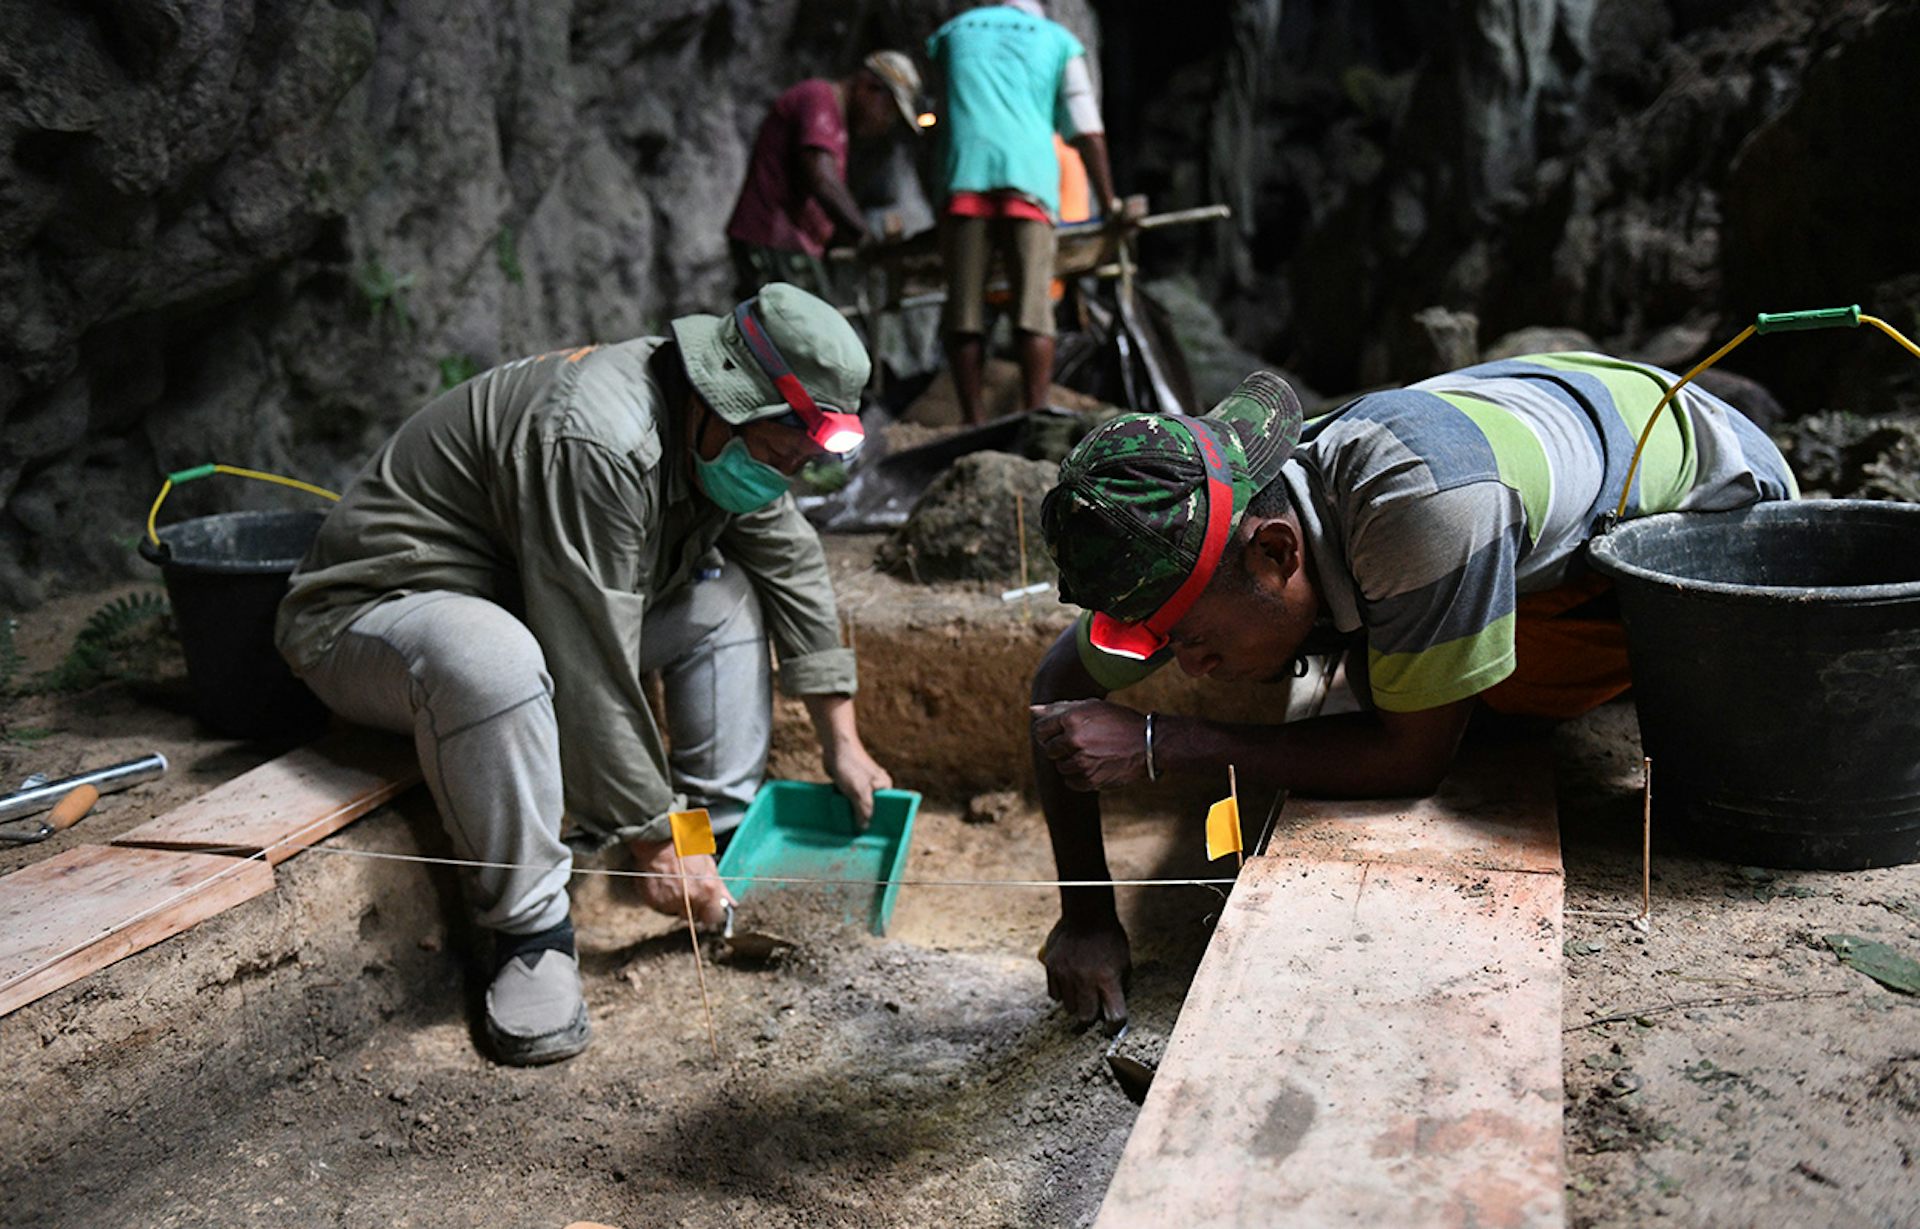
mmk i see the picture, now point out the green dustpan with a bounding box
[716,781,922,936]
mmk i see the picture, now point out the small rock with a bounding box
[965,790,1022,825]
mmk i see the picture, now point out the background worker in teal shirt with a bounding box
[927,0,1118,423]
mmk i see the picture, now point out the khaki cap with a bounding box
[864,50,924,133]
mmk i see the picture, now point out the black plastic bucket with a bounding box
[1588,499,1920,869]
[139,509,330,741]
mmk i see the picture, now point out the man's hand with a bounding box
[1030,699,1149,792]
[1040,914,1131,1027]
[805,693,892,829]
[825,739,893,828]
[629,837,733,928]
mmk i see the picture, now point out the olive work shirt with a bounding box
[275,337,856,844]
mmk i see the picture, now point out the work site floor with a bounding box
[3,580,1919,1228]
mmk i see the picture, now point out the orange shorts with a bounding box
[1480,573,1633,720]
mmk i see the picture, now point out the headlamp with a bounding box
[732,299,865,457]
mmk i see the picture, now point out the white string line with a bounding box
[13,657,1349,984]
[273,842,1243,889]
[9,796,1230,997]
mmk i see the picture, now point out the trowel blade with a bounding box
[718,929,798,964]
[1101,1022,1156,1104]
[1106,1054,1156,1105]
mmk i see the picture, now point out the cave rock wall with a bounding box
[0,0,1102,605]
[1107,0,1916,406]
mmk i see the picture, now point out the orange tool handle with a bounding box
[47,785,100,832]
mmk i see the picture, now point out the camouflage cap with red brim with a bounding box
[1039,371,1304,622]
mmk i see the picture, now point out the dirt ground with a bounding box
[2,552,1918,1227]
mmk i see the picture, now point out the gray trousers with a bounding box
[301,567,772,935]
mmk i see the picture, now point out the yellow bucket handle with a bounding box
[146,464,340,548]
[1614,306,1920,524]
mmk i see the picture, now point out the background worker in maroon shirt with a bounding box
[726,51,924,301]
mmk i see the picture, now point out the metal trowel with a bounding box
[1104,1024,1157,1105]
[715,901,798,964]
[0,754,167,842]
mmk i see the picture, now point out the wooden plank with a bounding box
[114,728,419,865]
[1273,741,1562,876]
[0,845,275,1017]
[1098,743,1565,1228]
[1096,856,1566,1229]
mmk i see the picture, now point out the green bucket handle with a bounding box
[1754,305,1862,334]
[146,464,340,549]
[1613,306,1920,524]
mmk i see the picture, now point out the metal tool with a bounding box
[0,752,168,842]
[1104,1023,1157,1106]
[715,902,798,964]
[1254,789,1287,857]
[0,783,101,844]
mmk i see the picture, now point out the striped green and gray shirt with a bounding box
[1077,352,1798,710]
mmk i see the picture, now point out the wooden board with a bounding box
[1096,742,1566,1229]
[1096,858,1566,1228]
[113,728,419,864]
[0,845,275,1017]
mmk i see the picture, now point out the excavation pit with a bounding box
[3,539,1918,1228]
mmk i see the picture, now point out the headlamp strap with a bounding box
[734,299,821,417]
[1139,416,1237,640]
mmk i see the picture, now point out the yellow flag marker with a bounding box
[1205,796,1243,861]
[669,808,716,858]
[1206,765,1245,865]
[666,808,720,1060]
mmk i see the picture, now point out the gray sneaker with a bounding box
[485,949,591,1065]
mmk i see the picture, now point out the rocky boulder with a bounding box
[878,451,1059,586]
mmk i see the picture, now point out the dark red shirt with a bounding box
[725,79,849,257]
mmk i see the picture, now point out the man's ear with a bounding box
[1245,518,1302,587]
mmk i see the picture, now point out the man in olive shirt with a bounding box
[277,283,891,1065]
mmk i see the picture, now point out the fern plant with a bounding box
[35,592,173,693]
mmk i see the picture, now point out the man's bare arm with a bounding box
[1031,628,1115,920]
[1068,132,1118,218]
[802,148,870,244]
[1036,695,1474,799]
[1030,626,1131,1025]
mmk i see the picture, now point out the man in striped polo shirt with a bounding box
[1027,353,1798,1025]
